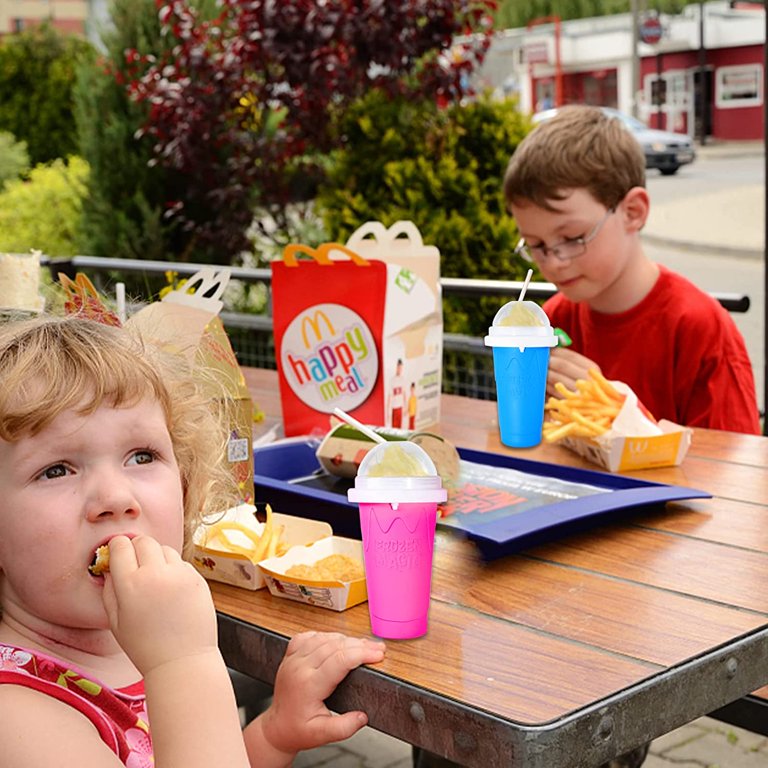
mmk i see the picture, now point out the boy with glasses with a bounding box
[503,105,759,435]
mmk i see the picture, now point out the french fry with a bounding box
[250,503,275,562]
[202,504,286,564]
[543,368,625,443]
[267,524,284,559]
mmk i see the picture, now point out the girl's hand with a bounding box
[546,347,602,397]
[101,535,218,675]
[249,632,386,759]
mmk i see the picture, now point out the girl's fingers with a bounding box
[306,711,369,745]
[106,534,138,576]
[287,632,385,673]
[130,535,168,567]
[161,544,183,564]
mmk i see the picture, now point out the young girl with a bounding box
[0,315,386,768]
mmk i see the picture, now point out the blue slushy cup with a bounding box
[484,300,557,448]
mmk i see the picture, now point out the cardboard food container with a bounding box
[554,381,693,472]
[127,268,256,504]
[271,220,443,437]
[560,420,692,472]
[192,504,332,590]
[258,536,367,611]
[316,422,460,486]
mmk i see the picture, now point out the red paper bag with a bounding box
[272,243,387,436]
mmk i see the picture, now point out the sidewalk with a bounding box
[292,715,768,767]
[643,140,765,257]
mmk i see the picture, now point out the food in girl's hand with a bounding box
[543,368,627,442]
[88,545,110,575]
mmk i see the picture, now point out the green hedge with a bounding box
[317,92,533,336]
[0,156,88,257]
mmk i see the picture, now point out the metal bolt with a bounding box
[725,657,738,678]
[409,702,426,723]
[593,715,614,744]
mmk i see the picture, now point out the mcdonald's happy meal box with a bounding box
[271,221,443,436]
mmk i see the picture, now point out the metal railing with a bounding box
[48,255,752,313]
[44,254,752,401]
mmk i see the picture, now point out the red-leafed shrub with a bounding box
[124,1,496,261]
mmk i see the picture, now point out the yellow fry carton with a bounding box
[192,504,332,590]
[561,420,692,472]
[546,376,692,472]
[258,536,367,611]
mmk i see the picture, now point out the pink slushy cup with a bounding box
[348,442,447,639]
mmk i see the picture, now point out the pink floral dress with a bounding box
[0,644,153,767]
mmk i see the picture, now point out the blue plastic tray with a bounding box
[252,440,710,560]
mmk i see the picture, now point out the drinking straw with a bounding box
[116,282,126,324]
[333,407,386,444]
[517,268,533,302]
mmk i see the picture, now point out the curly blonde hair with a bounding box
[0,314,239,556]
[503,105,646,212]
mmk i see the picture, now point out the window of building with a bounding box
[715,64,763,109]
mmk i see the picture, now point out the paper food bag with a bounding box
[127,268,254,502]
[271,221,443,437]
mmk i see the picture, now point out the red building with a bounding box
[481,1,765,142]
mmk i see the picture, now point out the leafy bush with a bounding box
[317,92,532,335]
[74,0,189,267]
[0,131,29,186]
[0,156,88,257]
[0,25,95,165]
[121,0,496,263]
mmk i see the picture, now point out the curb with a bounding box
[642,233,764,260]
[694,142,764,161]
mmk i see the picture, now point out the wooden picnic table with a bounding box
[210,367,768,767]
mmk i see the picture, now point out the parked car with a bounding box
[532,106,696,176]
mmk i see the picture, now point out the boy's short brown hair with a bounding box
[503,105,646,211]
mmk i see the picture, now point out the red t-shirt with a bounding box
[0,643,152,766]
[543,265,760,434]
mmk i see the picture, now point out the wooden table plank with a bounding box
[431,538,767,666]
[635,497,768,551]
[530,526,768,612]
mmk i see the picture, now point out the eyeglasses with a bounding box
[514,207,616,264]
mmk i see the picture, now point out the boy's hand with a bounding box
[547,348,603,397]
[253,632,386,757]
[101,535,219,675]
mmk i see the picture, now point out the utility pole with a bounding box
[698,1,707,145]
[630,0,640,117]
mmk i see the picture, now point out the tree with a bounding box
[0,132,30,187]
[75,0,218,264]
[317,91,530,336]
[0,24,95,165]
[123,0,497,263]
[494,0,686,28]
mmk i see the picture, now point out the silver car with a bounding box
[533,106,696,176]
